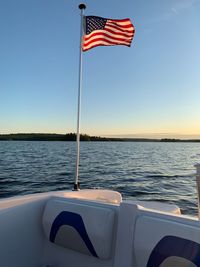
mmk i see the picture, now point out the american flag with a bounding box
[82,16,135,52]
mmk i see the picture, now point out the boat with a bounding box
[0,164,200,267]
[1,3,200,267]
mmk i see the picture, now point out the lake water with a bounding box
[0,141,200,215]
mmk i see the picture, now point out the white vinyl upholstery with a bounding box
[134,215,200,267]
[42,198,116,260]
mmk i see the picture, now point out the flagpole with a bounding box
[74,3,86,191]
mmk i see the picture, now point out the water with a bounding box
[0,141,200,215]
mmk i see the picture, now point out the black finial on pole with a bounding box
[79,3,86,10]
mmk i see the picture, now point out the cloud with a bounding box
[171,0,200,14]
[171,7,178,14]
[142,0,200,33]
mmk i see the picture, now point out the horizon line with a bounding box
[1,132,200,140]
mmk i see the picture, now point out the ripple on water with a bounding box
[0,141,200,215]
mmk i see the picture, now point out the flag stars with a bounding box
[83,16,134,51]
[86,16,107,34]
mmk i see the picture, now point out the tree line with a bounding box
[0,133,199,142]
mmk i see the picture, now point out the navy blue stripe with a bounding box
[147,235,200,267]
[49,211,98,258]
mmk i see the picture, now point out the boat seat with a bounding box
[42,198,116,260]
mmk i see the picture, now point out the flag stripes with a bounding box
[82,16,135,52]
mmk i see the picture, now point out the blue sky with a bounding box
[0,0,200,138]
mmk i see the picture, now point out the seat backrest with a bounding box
[134,214,200,267]
[42,198,116,260]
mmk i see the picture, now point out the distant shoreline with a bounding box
[0,133,200,142]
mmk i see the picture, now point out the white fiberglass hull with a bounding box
[0,189,199,267]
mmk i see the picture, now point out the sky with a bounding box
[0,0,200,138]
